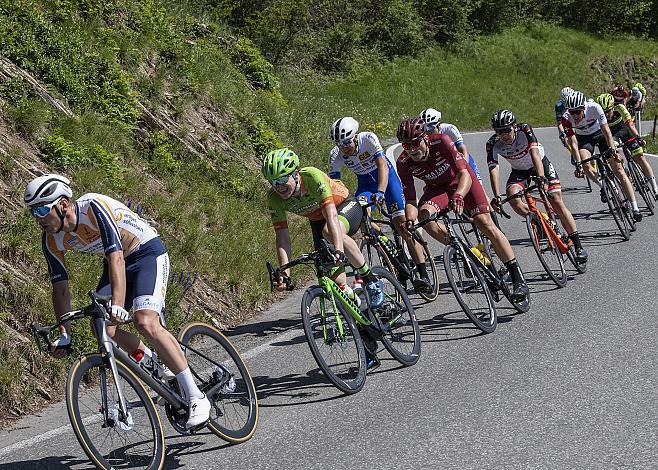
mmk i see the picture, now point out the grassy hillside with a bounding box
[0,3,655,424]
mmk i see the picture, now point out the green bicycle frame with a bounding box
[317,276,372,343]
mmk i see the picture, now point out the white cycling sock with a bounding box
[631,200,639,211]
[176,368,205,401]
[650,176,658,192]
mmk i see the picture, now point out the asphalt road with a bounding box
[1,124,657,469]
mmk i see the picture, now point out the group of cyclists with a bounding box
[21,81,651,436]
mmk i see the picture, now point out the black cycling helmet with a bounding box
[490,109,516,129]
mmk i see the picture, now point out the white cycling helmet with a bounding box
[560,86,574,102]
[24,173,72,207]
[329,117,359,144]
[631,86,641,97]
[420,108,442,126]
[565,91,586,110]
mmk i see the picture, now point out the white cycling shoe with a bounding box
[186,394,211,429]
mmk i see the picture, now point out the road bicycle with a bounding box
[581,152,633,240]
[415,207,531,334]
[620,138,655,215]
[266,239,420,395]
[496,176,586,288]
[358,200,440,302]
[31,292,258,470]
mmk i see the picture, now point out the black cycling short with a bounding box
[576,130,610,155]
[309,197,362,250]
[614,126,643,157]
[506,157,561,194]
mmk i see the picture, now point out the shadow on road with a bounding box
[252,369,345,408]
[227,317,302,339]
[0,456,89,470]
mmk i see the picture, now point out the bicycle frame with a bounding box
[519,187,570,255]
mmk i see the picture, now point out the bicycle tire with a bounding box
[301,286,367,394]
[602,179,631,240]
[67,354,165,470]
[360,237,396,280]
[525,213,567,288]
[612,173,637,232]
[443,244,497,333]
[178,322,259,443]
[629,159,655,215]
[370,266,421,366]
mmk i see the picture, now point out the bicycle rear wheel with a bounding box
[67,354,165,470]
[565,244,587,274]
[443,244,497,333]
[301,286,367,394]
[370,266,421,366]
[629,159,655,215]
[526,213,567,288]
[602,178,631,240]
[178,322,259,443]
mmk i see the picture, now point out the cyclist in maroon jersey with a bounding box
[395,117,529,301]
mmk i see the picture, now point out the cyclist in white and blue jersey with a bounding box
[419,108,483,183]
[328,117,406,220]
[555,86,573,152]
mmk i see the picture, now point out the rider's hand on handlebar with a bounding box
[490,196,502,214]
[537,175,549,192]
[399,219,414,238]
[109,304,130,325]
[372,191,385,206]
[275,271,293,291]
[450,193,465,217]
[48,332,72,358]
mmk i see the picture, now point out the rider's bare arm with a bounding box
[454,168,472,199]
[106,250,127,309]
[320,202,344,253]
[488,165,501,198]
[375,156,389,194]
[52,280,72,336]
[530,147,544,177]
[274,227,292,277]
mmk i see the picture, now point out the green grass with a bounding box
[280,23,658,164]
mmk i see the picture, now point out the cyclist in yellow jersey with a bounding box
[264,148,385,368]
[596,93,658,196]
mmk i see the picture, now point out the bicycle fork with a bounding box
[95,318,131,428]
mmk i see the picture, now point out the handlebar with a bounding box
[30,291,117,353]
[266,239,342,292]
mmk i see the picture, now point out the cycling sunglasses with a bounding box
[336,137,354,148]
[270,174,291,187]
[401,139,423,151]
[29,198,61,218]
[568,107,585,115]
[495,126,514,135]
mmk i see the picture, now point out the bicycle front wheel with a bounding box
[67,354,165,470]
[443,244,497,333]
[178,322,259,443]
[371,266,421,366]
[526,213,567,288]
[602,179,631,240]
[301,286,367,394]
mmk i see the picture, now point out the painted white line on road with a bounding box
[644,153,658,158]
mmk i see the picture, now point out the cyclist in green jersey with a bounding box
[264,148,385,368]
[595,93,657,196]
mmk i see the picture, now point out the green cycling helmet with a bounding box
[595,93,615,111]
[262,148,300,181]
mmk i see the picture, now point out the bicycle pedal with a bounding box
[186,419,210,435]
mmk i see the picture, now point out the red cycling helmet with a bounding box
[397,117,426,143]
[611,85,629,103]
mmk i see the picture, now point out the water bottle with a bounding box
[339,283,366,311]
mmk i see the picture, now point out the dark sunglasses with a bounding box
[568,107,585,115]
[401,139,423,151]
[495,126,514,135]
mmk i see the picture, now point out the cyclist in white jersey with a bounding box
[24,174,210,429]
[561,91,642,222]
[487,110,587,263]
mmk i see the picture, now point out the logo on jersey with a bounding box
[359,152,371,161]
[390,202,399,212]
[317,183,327,194]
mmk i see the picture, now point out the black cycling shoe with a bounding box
[511,282,529,302]
[575,247,588,264]
[412,276,432,294]
[632,210,643,222]
[600,188,608,203]
[365,349,380,371]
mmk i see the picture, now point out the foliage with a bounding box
[231,37,279,92]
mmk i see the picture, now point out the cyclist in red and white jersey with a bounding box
[562,90,642,222]
[23,174,210,429]
[395,117,529,301]
[487,110,587,264]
